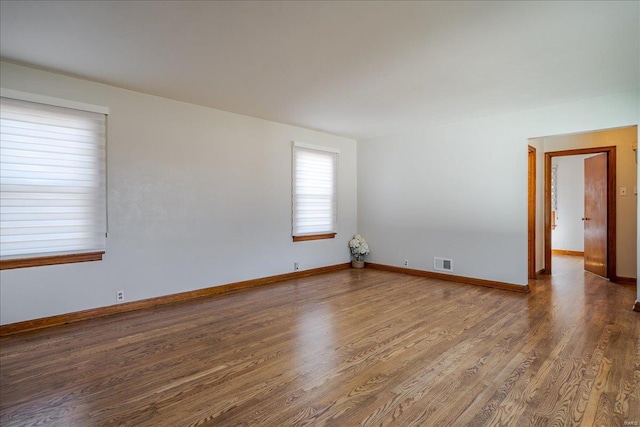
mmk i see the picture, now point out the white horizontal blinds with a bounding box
[292,143,338,236]
[0,97,107,259]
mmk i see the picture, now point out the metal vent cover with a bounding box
[434,257,453,272]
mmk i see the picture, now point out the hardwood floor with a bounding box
[1,255,638,426]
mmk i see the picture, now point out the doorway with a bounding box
[528,125,637,285]
[543,146,616,279]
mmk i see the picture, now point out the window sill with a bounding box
[292,233,336,242]
[0,252,105,270]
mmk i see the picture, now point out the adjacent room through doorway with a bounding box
[527,125,637,284]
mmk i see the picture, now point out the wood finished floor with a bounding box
[1,255,638,426]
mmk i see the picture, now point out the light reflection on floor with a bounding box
[295,303,337,389]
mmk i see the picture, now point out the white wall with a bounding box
[0,62,358,325]
[551,155,590,252]
[358,90,639,286]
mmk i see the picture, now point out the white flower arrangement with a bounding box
[349,234,370,261]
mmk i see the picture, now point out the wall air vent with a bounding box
[434,257,453,272]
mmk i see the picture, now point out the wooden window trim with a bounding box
[292,233,336,242]
[0,252,104,270]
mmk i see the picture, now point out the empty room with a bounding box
[0,1,638,426]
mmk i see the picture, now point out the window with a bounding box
[0,95,107,269]
[292,142,338,242]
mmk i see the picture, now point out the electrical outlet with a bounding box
[404,259,409,267]
[116,290,125,302]
[294,262,299,271]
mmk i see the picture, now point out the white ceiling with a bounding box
[1,1,638,140]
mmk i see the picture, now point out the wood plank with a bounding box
[292,233,336,242]
[0,251,104,270]
[0,255,638,426]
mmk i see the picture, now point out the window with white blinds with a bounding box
[292,142,338,240]
[0,96,107,262]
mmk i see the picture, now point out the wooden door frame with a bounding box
[528,146,536,279]
[544,146,617,280]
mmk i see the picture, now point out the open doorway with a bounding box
[549,154,591,258]
[527,126,637,284]
[544,146,616,279]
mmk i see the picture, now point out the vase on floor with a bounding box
[351,260,365,269]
